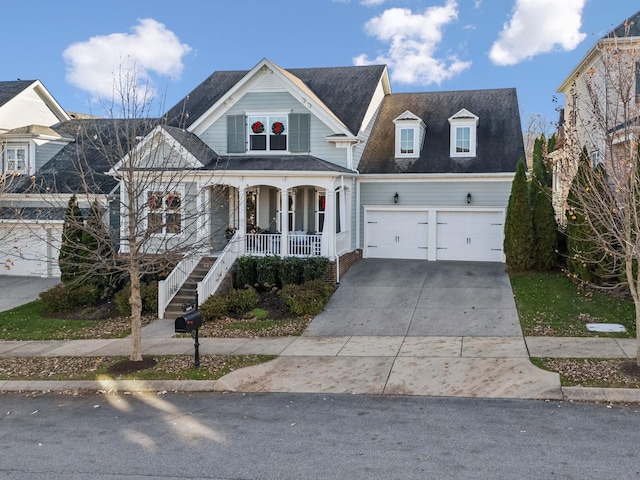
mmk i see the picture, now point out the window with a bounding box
[400,128,415,154]
[393,111,425,158]
[4,147,27,173]
[448,109,479,157]
[455,126,471,153]
[248,115,288,152]
[316,192,326,233]
[147,190,182,235]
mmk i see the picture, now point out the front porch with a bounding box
[211,180,352,260]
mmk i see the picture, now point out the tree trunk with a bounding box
[129,261,143,362]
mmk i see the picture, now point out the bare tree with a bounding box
[39,68,223,361]
[557,23,640,364]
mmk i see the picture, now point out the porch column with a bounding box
[280,188,289,256]
[238,185,246,254]
[323,189,336,259]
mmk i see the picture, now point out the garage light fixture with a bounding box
[467,192,472,204]
[394,192,399,204]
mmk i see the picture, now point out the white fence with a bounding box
[158,254,202,319]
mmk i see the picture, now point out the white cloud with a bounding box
[354,0,471,86]
[489,0,586,66]
[63,18,192,101]
[360,0,387,6]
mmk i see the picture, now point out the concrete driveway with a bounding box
[0,276,60,312]
[304,259,522,337]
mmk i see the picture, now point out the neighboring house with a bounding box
[0,60,525,315]
[551,9,640,222]
[0,80,73,277]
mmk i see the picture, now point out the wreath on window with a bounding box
[251,121,264,134]
[272,121,285,135]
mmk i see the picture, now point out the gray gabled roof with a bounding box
[7,118,157,194]
[0,80,36,109]
[358,88,524,174]
[605,9,640,38]
[162,125,220,166]
[165,64,387,135]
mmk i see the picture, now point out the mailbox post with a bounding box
[174,295,201,368]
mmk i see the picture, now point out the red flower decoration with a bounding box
[251,121,264,134]
[272,121,285,135]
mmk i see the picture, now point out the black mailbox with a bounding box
[175,310,202,333]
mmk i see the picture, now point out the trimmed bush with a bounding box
[504,158,534,271]
[279,279,335,316]
[234,256,258,289]
[39,283,100,313]
[226,288,259,314]
[114,281,158,316]
[302,256,330,282]
[199,294,230,322]
[256,255,280,287]
[278,256,304,286]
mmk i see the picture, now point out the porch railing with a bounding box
[246,232,322,257]
[289,233,322,257]
[158,253,203,320]
[246,233,281,256]
[197,231,240,305]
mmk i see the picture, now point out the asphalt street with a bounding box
[1,392,639,479]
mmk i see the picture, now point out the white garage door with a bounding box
[365,210,429,259]
[436,211,503,262]
[0,225,61,277]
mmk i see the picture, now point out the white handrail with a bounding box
[158,253,203,319]
[197,231,240,305]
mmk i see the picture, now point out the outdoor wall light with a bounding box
[394,192,399,204]
[467,192,472,204]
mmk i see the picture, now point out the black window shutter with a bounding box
[227,115,246,153]
[289,113,310,153]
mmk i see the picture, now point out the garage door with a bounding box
[365,210,429,259]
[436,211,503,262]
[0,225,61,277]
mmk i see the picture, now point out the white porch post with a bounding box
[280,188,289,256]
[238,185,246,254]
[324,189,336,259]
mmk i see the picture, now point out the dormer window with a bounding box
[393,111,426,158]
[3,146,28,174]
[449,109,479,157]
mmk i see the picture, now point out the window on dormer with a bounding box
[455,126,471,153]
[4,146,27,173]
[400,128,415,155]
[449,109,479,157]
[393,111,425,158]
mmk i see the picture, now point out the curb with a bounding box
[562,386,640,404]
[2,380,640,403]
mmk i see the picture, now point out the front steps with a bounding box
[163,256,216,319]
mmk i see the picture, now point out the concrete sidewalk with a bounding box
[1,333,638,402]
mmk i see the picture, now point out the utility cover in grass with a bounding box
[586,323,626,333]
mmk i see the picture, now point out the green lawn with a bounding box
[0,300,114,341]
[510,271,636,337]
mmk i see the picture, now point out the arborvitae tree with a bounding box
[59,195,84,283]
[81,200,117,290]
[532,187,558,270]
[504,158,534,271]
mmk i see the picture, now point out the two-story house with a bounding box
[552,9,640,221]
[1,59,525,320]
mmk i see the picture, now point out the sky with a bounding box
[3,0,637,131]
